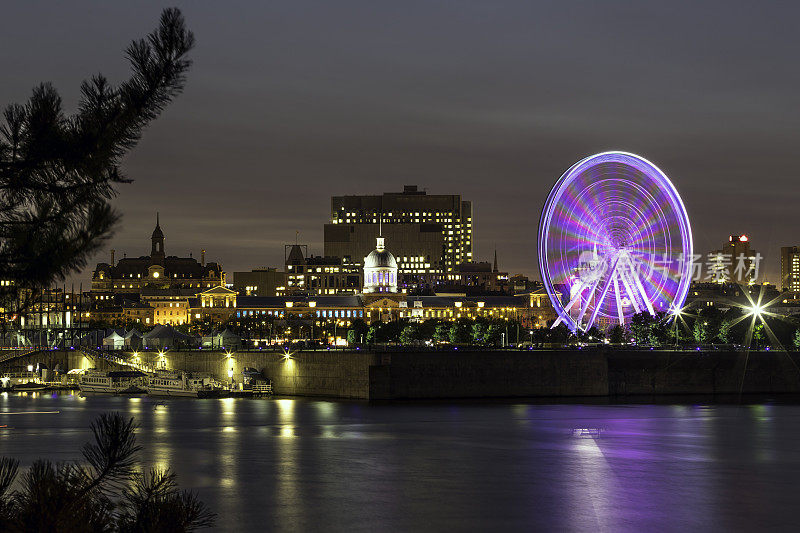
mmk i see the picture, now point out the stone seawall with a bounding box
[368,350,607,399]
[137,349,606,399]
[4,348,800,400]
[168,350,382,399]
[608,350,800,396]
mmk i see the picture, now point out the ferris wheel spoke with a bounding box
[562,282,588,313]
[585,259,618,331]
[551,281,587,329]
[628,257,657,316]
[613,275,625,325]
[575,277,602,329]
[628,267,656,316]
[618,269,641,314]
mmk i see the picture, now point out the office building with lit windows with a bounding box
[281,244,362,296]
[781,246,800,293]
[323,185,473,290]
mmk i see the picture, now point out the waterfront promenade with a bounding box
[2,347,800,400]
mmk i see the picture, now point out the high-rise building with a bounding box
[323,185,473,290]
[781,246,800,292]
[708,234,761,284]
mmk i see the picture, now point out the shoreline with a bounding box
[4,348,800,401]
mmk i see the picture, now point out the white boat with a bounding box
[146,371,218,398]
[79,370,147,395]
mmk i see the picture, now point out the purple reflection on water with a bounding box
[0,395,793,531]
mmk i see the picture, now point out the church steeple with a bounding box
[151,212,165,265]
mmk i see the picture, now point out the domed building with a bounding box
[363,237,398,293]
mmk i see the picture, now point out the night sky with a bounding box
[2,1,798,283]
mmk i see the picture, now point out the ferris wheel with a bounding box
[538,152,693,332]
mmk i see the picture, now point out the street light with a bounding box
[669,306,683,350]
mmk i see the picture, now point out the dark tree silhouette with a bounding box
[0,8,194,312]
[0,413,214,532]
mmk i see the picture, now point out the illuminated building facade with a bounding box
[228,294,542,343]
[281,244,362,296]
[396,295,546,328]
[141,288,196,326]
[781,246,800,293]
[189,286,239,324]
[324,185,473,290]
[89,215,227,326]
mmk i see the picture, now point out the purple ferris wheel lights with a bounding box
[538,152,693,332]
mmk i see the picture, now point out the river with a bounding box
[0,392,797,531]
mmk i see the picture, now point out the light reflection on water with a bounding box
[0,394,799,531]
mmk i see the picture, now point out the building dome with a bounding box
[363,237,398,293]
[364,241,398,270]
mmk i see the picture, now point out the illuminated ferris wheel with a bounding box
[538,152,693,332]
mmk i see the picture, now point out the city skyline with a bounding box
[2,1,798,283]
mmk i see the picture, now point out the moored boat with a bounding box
[146,371,219,398]
[78,370,147,395]
[13,382,47,392]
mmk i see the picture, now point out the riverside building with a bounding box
[91,215,225,295]
[90,215,227,326]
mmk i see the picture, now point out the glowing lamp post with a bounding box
[225,350,234,387]
[670,306,683,349]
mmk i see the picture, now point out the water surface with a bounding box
[0,393,796,532]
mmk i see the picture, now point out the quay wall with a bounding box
[3,349,800,399]
[607,350,800,396]
[367,350,607,399]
